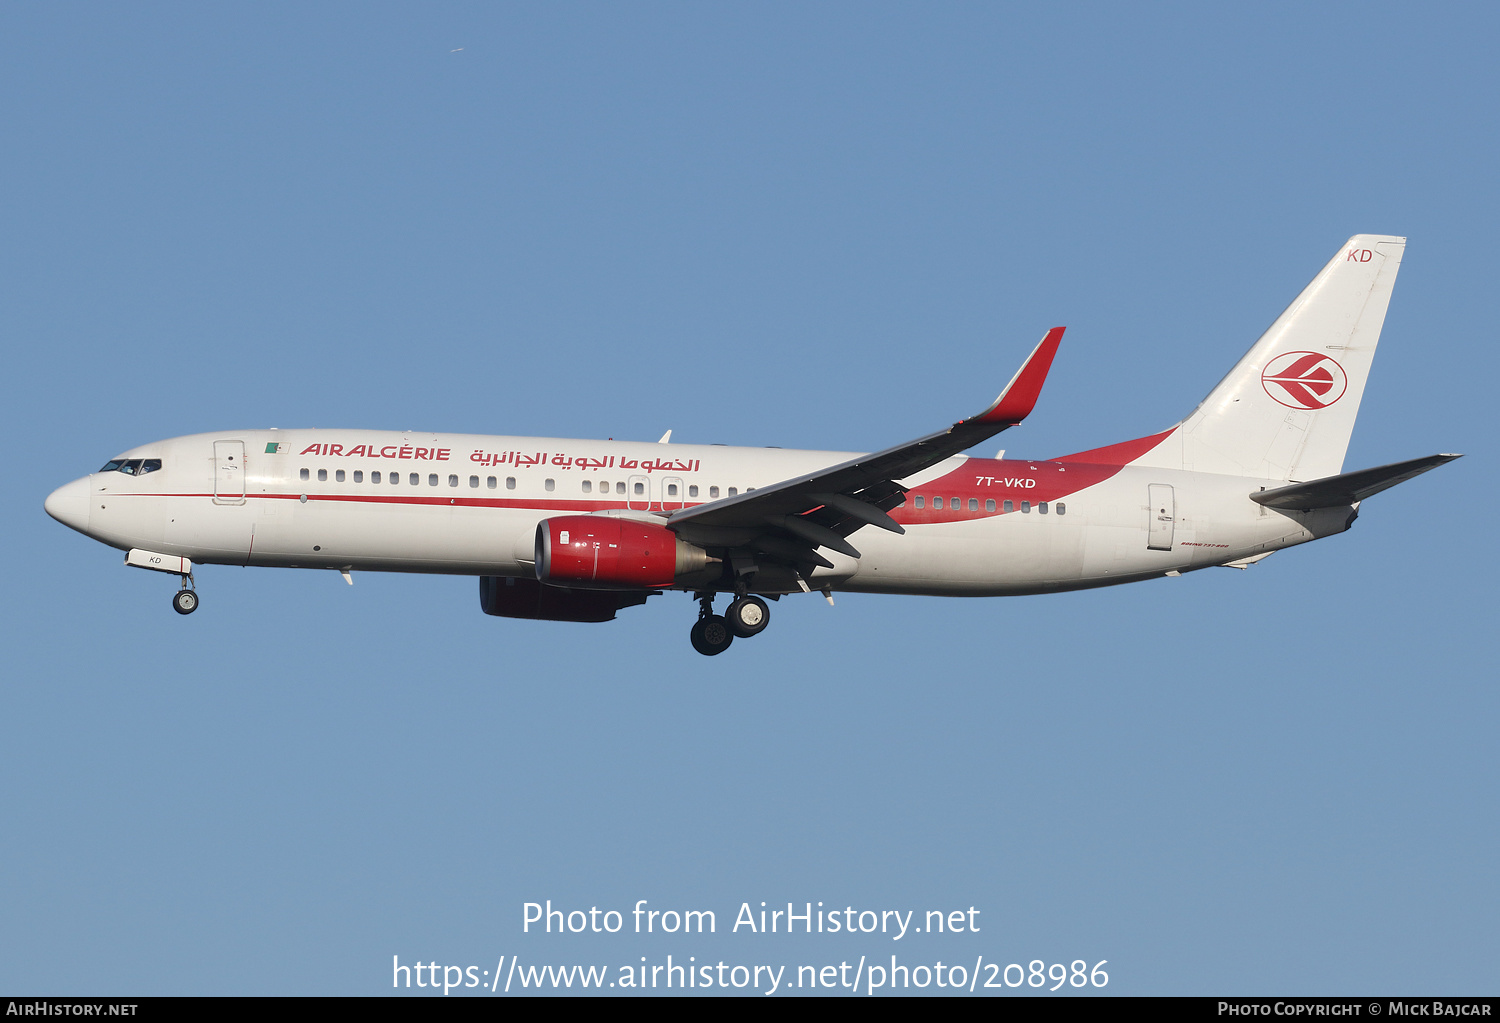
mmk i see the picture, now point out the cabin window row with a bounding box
[297,468,747,500]
[301,468,506,488]
[909,495,1066,515]
[579,481,740,498]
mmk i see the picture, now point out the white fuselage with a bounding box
[50,428,1352,597]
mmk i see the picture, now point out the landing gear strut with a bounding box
[689,592,733,656]
[172,575,199,615]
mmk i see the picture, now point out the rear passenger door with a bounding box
[1147,484,1174,551]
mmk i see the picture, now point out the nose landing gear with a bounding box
[172,576,199,615]
[123,550,200,615]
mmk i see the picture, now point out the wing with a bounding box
[666,327,1065,572]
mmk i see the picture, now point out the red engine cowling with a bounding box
[536,515,712,588]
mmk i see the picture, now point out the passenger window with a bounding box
[487,476,496,489]
[371,471,381,484]
[336,470,345,482]
[727,487,737,497]
[616,482,626,495]
[986,499,996,512]
[710,486,720,498]
[506,477,516,490]
[469,475,479,488]
[316,469,326,482]
[582,480,592,493]
[427,474,438,486]
[1004,500,1014,513]
[391,472,399,485]
[1039,502,1048,514]
[546,479,556,492]
[688,485,698,497]
[353,470,363,483]
[914,496,924,509]
[1021,501,1031,513]
[633,482,644,495]
[968,498,978,511]
[409,473,419,485]
[667,483,678,496]
[1056,502,1066,516]
[300,468,310,482]
[933,496,943,509]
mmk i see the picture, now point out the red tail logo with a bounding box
[1261,352,1348,410]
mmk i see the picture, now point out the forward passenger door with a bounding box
[213,440,245,505]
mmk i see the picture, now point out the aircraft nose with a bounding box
[45,476,92,534]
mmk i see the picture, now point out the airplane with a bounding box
[45,234,1459,655]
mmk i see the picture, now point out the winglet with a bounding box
[971,327,1065,425]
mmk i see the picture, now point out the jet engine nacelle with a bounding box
[536,515,712,588]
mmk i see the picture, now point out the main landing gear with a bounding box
[726,594,770,638]
[689,592,772,655]
[172,576,199,615]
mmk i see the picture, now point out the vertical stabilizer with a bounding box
[1131,235,1405,480]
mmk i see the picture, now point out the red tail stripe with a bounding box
[1052,428,1174,466]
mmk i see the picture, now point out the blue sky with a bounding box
[3,2,1494,995]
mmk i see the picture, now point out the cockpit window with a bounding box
[99,458,161,475]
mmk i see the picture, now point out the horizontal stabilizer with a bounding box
[1250,453,1461,510]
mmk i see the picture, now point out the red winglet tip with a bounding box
[977,326,1065,424]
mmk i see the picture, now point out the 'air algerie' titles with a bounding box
[293,442,703,473]
[299,443,451,461]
